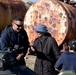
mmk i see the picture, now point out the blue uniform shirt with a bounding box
[54,51,76,71]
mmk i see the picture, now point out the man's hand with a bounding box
[16,53,24,60]
[55,68,60,72]
[27,46,35,55]
[30,46,35,52]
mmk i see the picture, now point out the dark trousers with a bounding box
[0,66,36,75]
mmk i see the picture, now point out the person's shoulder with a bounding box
[32,38,39,45]
[22,29,26,32]
[35,37,39,41]
[21,30,28,37]
[1,28,8,34]
[21,29,27,33]
[47,36,57,43]
[61,51,68,56]
[47,36,54,40]
[1,25,11,36]
[3,25,11,31]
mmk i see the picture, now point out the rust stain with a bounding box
[24,0,76,46]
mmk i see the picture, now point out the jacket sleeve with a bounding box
[1,29,9,51]
[51,37,60,59]
[54,53,64,69]
[21,31,30,55]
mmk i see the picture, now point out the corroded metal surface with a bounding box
[59,1,76,43]
[24,0,76,46]
[0,0,27,32]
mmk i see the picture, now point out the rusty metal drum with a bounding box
[0,0,27,32]
[24,0,76,46]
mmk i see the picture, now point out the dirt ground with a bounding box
[24,55,36,71]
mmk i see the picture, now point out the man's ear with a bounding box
[12,22,14,26]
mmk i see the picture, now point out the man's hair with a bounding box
[68,39,76,51]
[13,16,23,22]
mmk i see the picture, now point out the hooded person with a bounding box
[28,24,60,75]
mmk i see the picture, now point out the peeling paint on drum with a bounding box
[24,0,76,46]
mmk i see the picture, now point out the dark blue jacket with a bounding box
[1,26,29,65]
[54,51,76,71]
